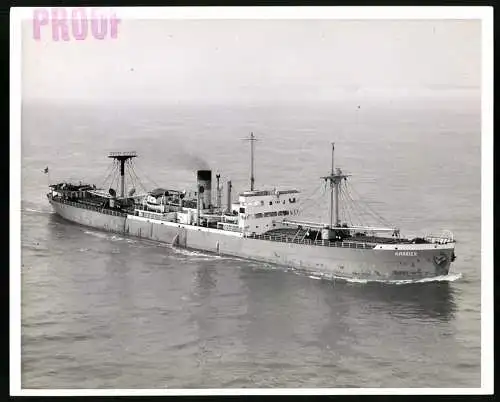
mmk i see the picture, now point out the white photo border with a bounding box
[10,6,494,396]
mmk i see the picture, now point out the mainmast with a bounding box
[108,152,137,198]
[321,143,349,228]
[243,132,258,191]
[330,143,335,227]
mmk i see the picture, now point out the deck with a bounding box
[246,229,377,250]
[48,195,128,217]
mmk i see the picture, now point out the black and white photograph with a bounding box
[11,6,493,395]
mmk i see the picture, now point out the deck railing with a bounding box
[217,223,242,233]
[138,211,175,222]
[50,196,383,247]
[50,196,127,217]
[245,233,374,249]
[424,235,455,245]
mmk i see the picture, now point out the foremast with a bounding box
[321,143,349,228]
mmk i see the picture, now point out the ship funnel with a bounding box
[197,170,212,209]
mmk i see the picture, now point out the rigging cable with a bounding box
[295,184,322,215]
[347,183,388,228]
[128,162,150,194]
[298,188,328,220]
[343,188,358,227]
[343,183,367,227]
[345,181,392,227]
[132,161,160,189]
[101,159,117,189]
[343,196,355,227]
[338,183,345,224]
[125,160,137,196]
[109,162,120,193]
[97,159,116,189]
[340,185,353,226]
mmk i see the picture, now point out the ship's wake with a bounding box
[302,271,463,285]
[169,246,233,261]
[249,262,463,284]
[22,207,55,215]
[81,230,235,261]
[83,230,135,243]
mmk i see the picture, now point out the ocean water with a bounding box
[20,94,481,388]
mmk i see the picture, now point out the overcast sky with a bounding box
[22,19,481,102]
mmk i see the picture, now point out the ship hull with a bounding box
[50,198,127,233]
[50,199,453,281]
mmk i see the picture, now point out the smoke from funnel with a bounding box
[168,152,209,171]
[163,138,210,171]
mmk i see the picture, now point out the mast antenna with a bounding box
[243,132,258,191]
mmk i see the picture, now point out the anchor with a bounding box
[433,252,449,275]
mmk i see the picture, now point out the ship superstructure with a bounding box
[47,134,456,281]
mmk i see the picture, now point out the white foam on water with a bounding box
[169,246,230,261]
[291,268,463,285]
[337,272,463,285]
[83,230,109,240]
[83,231,125,242]
[23,207,55,215]
[307,275,323,280]
[170,247,215,258]
[342,277,369,284]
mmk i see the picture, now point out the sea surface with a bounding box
[20,94,482,388]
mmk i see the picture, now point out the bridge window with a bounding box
[269,201,273,206]
[255,213,263,218]
[239,207,245,213]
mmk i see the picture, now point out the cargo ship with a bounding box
[47,134,456,281]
